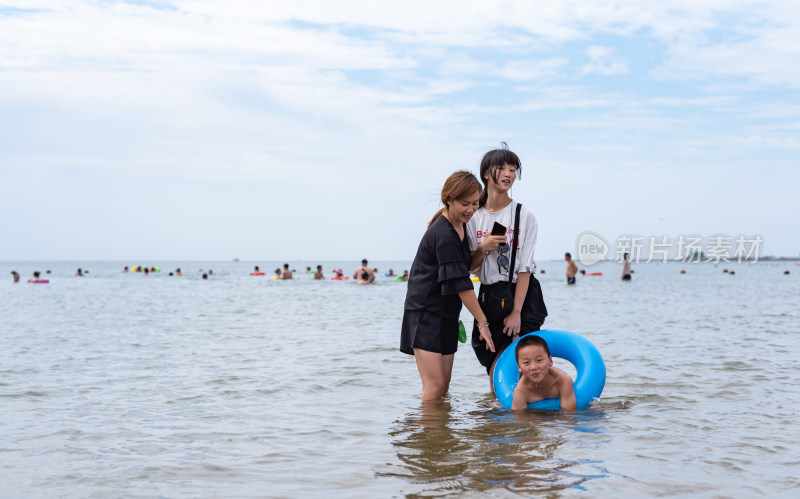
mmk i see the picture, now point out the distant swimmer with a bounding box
[622,253,632,281]
[306,266,313,274]
[75,268,84,277]
[565,252,578,285]
[123,266,129,272]
[353,259,376,284]
[281,263,293,280]
[314,265,324,280]
[401,270,409,281]
[28,271,46,283]
[386,269,396,277]
[202,273,208,280]
[176,268,183,276]
[11,270,20,283]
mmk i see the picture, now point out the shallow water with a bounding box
[2,260,799,497]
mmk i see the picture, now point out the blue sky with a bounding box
[1,1,798,261]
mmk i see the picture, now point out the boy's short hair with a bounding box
[515,335,551,362]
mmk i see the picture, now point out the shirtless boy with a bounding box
[281,263,293,279]
[564,252,578,285]
[511,334,576,410]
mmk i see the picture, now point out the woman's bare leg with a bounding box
[414,349,455,400]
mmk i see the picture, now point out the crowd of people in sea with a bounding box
[8,258,413,285]
[244,259,410,284]
[9,253,792,286]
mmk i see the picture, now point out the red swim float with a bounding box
[250,272,265,276]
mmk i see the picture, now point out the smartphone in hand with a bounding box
[491,221,507,236]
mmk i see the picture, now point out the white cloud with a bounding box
[1,0,800,259]
[580,45,629,76]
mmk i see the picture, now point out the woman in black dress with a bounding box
[401,171,495,400]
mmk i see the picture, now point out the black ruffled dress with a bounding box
[400,215,474,356]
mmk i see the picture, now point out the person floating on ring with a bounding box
[512,335,576,410]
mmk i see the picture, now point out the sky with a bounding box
[1,0,798,262]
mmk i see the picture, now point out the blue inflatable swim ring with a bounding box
[493,329,606,410]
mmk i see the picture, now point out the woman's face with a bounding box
[486,163,517,192]
[446,189,481,224]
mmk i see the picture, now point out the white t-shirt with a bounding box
[466,200,538,285]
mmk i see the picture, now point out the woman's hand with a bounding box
[479,235,506,253]
[503,310,521,336]
[478,324,495,352]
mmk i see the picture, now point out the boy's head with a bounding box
[515,334,551,364]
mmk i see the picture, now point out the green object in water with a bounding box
[458,320,467,343]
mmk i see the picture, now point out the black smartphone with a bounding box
[491,222,507,236]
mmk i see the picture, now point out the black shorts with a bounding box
[622,274,632,280]
[400,310,459,356]
[567,276,576,284]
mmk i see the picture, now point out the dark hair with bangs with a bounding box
[515,334,551,363]
[479,142,522,207]
[428,171,483,227]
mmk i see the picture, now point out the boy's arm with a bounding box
[559,375,577,410]
[511,381,529,410]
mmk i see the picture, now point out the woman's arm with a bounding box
[458,289,494,352]
[469,235,506,272]
[503,271,530,335]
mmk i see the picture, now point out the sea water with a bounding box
[1,260,799,497]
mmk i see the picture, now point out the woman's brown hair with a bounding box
[428,171,483,226]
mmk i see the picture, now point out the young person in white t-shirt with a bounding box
[467,143,548,391]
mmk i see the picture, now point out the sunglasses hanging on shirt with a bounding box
[497,243,509,276]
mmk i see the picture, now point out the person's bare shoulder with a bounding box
[551,368,574,392]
